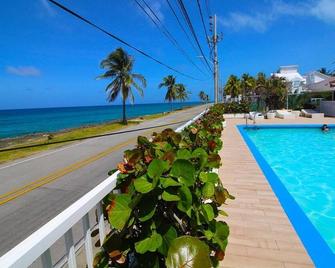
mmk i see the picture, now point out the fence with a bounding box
[0,109,207,268]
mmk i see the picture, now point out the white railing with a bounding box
[0,109,207,268]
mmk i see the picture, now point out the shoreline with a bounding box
[0,105,197,164]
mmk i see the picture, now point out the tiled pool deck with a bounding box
[219,117,335,268]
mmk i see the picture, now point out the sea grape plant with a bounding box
[94,104,233,268]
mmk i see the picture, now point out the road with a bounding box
[0,104,207,257]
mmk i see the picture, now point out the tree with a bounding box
[224,75,241,98]
[199,91,206,103]
[159,75,178,110]
[241,73,255,98]
[175,84,189,102]
[97,48,146,124]
[256,75,287,111]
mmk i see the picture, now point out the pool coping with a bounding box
[237,124,335,267]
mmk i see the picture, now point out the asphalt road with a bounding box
[0,104,208,257]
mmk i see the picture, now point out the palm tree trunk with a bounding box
[122,98,127,124]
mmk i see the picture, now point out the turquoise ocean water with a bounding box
[246,127,335,253]
[0,102,200,139]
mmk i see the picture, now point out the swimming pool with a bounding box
[238,125,335,267]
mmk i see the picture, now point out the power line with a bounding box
[165,0,210,75]
[47,0,200,80]
[134,0,206,76]
[165,0,197,56]
[196,0,210,48]
[175,0,213,72]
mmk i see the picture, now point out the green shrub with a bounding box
[222,101,250,114]
[94,104,233,268]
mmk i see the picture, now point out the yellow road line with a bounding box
[0,138,135,205]
[0,120,182,205]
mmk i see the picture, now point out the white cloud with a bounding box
[311,0,335,23]
[219,0,335,33]
[134,0,165,23]
[6,66,41,77]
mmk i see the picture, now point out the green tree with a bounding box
[175,84,189,102]
[241,73,255,98]
[224,75,241,98]
[159,75,178,110]
[199,91,206,103]
[97,48,146,124]
[256,75,287,111]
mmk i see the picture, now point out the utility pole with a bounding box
[210,15,221,104]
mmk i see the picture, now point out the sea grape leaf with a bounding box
[199,172,219,183]
[192,148,208,168]
[135,232,163,254]
[213,221,229,251]
[177,186,192,213]
[170,159,195,186]
[176,149,192,159]
[138,196,156,222]
[201,204,215,222]
[165,236,211,268]
[158,226,178,256]
[134,175,153,194]
[202,182,215,198]
[160,177,181,188]
[162,189,180,201]
[108,194,132,230]
[148,159,168,179]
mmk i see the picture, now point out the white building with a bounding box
[305,71,335,93]
[272,65,306,94]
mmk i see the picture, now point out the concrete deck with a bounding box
[219,116,335,268]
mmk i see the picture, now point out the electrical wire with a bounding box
[47,0,200,80]
[196,0,210,48]
[175,0,213,72]
[134,0,207,76]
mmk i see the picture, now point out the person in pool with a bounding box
[321,124,329,132]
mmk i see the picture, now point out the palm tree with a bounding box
[199,91,206,103]
[241,73,255,98]
[97,48,146,124]
[318,67,335,77]
[175,84,189,102]
[159,75,177,111]
[224,75,241,98]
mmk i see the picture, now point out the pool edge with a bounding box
[237,124,335,267]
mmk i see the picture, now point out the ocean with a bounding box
[0,102,201,139]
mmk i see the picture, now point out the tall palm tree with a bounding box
[199,91,206,103]
[224,75,241,98]
[97,48,146,124]
[159,75,177,111]
[241,73,255,98]
[175,84,189,102]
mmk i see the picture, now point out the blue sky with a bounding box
[0,0,334,109]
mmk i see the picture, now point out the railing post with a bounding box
[97,202,106,245]
[65,229,77,268]
[83,214,94,268]
[41,249,52,268]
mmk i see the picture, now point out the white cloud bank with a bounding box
[6,66,41,77]
[219,0,335,32]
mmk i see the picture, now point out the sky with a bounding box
[0,0,334,109]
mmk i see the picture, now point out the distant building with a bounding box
[305,71,335,93]
[272,65,306,94]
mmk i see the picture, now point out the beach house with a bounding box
[272,65,306,94]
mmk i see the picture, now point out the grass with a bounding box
[0,111,174,164]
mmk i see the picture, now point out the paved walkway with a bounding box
[218,117,335,268]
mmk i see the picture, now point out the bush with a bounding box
[93,104,233,268]
[222,101,250,114]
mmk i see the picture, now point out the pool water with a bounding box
[245,127,335,253]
